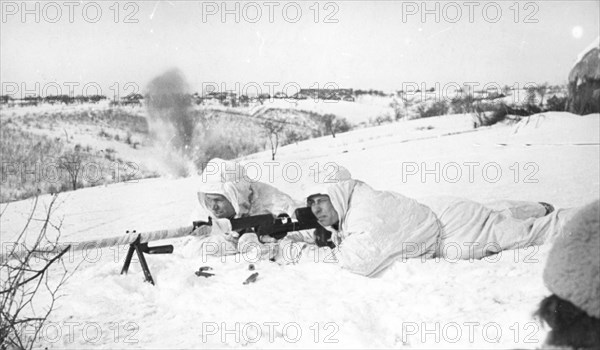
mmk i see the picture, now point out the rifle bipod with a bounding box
[120,232,174,285]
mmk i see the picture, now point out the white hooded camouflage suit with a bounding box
[288,169,569,277]
[188,159,313,255]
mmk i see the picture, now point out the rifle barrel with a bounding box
[1,225,195,262]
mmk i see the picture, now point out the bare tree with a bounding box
[535,83,549,108]
[1,196,72,350]
[322,114,339,138]
[525,85,538,106]
[261,118,286,161]
[393,92,414,120]
[457,92,486,128]
[58,146,87,191]
[247,106,289,161]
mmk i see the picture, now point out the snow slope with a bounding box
[1,112,598,349]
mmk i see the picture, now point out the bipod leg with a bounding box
[120,234,155,285]
[135,241,155,285]
[120,234,139,275]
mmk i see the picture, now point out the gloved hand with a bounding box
[191,218,239,245]
[184,225,238,257]
[190,224,212,237]
[259,235,277,243]
[238,232,261,252]
[238,233,277,260]
[212,218,233,234]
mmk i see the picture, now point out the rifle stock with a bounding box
[193,207,320,240]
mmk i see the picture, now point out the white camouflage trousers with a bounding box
[420,197,571,260]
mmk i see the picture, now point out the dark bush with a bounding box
[417,101,449,118]
[546,95,568,112]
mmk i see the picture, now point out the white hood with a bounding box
[195,158,303,220]
[305,164,352,201]
[197,181,243,218]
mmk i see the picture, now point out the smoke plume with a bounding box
[145,68,197,177]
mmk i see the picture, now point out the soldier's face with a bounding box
[204,194,236,219]
[307,194,339,227]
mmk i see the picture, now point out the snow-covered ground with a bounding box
[1,112,598,348]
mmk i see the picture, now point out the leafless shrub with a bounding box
[1,196,73,350]
[58,146,89,191]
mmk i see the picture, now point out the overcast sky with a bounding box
[1,1,598,98]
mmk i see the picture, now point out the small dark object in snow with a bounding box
[243,272,259,285]
[248,264,255,271]
[539,202,555,216]
[195,266,214,278]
